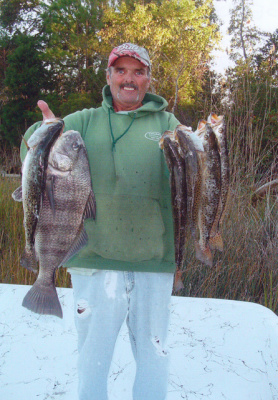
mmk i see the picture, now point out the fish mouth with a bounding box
[43,117,64,128]
[50,119,64,137]
[47,163,71,176]
[58,120,65,136]
[208,114,224,125]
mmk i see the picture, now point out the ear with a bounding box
[106,69,111,85]
[146,75,151,91]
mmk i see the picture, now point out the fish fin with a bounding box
[12,186,23,202]
[22,277,63,318]
[195,242,213,267]
[83,190,96,220]
[173,269,185,293]
[20,249,38,273]
[208,113,223,125]
[21,135,30,150]
[58,225,88,267]
[209,232,223,252]
[197,120,207,130]
[45,175,55,219]
[211,113,218,123]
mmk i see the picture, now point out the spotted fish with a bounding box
[207,114,229,251]
[22,130,96,318]
[195,124,221,266]
[12,119,64,272]
[174,125,199,248]
[160,133,186,292]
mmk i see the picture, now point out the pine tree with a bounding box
[228,0,264,63]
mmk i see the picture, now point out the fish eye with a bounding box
[72,141,80,151]
[219,128,223,133]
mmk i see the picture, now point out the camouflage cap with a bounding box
[108,43,151,70]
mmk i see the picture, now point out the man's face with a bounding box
[106,57,151,112]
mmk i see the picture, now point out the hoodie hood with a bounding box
[102,85,169,118]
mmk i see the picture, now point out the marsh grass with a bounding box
[0,144,21,174]
[179,189,278,314]
[0,176,71,288]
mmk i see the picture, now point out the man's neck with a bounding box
[112,100,143,112]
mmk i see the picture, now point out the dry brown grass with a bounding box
[179,186,278,314]
[0,176,71,288]
[0,144,21,175]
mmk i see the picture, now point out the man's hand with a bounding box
[37,100,55,122]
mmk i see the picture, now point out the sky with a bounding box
[212,0,278,73]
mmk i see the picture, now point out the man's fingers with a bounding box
[37,100,55,121]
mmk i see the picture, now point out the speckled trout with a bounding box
[174,125,205,260]
[195,124,221,266]
[207,114,229,251]
[22,130,96,318]
[160,132,186,292]
[12,119,64,272]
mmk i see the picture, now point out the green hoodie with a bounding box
[21,86,180,273]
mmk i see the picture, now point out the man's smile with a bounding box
[120,83,138,92]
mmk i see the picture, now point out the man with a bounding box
[21,43,180,400]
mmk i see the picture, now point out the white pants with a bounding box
[71,270,174,400]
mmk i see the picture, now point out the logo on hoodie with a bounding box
[144,132,162,142]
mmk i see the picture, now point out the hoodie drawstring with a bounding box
[108,108,136,151]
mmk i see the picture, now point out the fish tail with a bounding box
[173,269,184,293]
[22,279,63,318]
[209,232,223,252]
[195,242,213,267]
[20,249,38,273]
